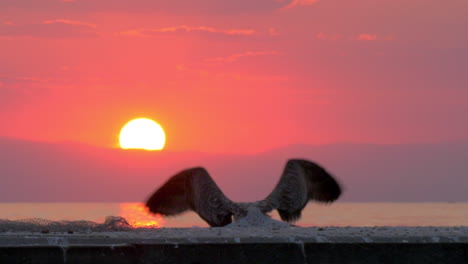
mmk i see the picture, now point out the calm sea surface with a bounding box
[0,203,466,227]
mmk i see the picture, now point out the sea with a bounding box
[0,202,467,228]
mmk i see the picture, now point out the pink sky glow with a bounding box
[1,0,467,153]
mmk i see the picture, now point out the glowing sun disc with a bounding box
[119,118,166,150]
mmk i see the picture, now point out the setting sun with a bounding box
[119,118,166,150]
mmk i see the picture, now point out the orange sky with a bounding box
[1,0,468,153]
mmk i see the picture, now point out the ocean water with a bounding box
[0,202,466,228]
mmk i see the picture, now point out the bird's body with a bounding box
[145,159,342,227]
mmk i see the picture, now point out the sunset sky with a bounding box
[1,0,467,154]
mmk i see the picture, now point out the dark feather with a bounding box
[146,159,342,227]
[262,159,342,223]
[145,168,193,216]
[298,159,342,202]
[145,167,234,227]
[277,209,302,223]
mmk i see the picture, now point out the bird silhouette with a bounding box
[145,159,342,227]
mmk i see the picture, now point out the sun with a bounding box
[119,118,166,151]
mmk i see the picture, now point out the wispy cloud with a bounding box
[118,25,257,38]
[356,33,395,41]
[0,74,57,84]
[0,20,99,38]
[152,25,255,35]
[356,33,377,41]
[281,0,319,10]
[0,0,287,15]
[43,19,96,28]
[316,32,394,42]
[206,51,282,63]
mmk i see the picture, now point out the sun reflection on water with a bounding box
[118,203,164,228]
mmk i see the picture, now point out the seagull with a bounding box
[145,159,342,227]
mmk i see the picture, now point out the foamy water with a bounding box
[0,202,466,227]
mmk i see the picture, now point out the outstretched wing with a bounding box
[261,159,342,223]
[145,167,234,227]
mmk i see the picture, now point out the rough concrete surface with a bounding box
[0,226,467,264]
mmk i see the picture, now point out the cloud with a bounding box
[206,51,282,63]
[356,33,395,41]
[316,32,393,42]
[42,19,96,28]
[117,25,257,38]
[281,0,319,10]
[0,20,99,38]
[357,33,377,41]
[0,74,56,85]
[0,0,292,15]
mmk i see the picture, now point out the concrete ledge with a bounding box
[0,246,64,264]
[304,243,468,264]
[1,227,467,264]
[1,243,467,264]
